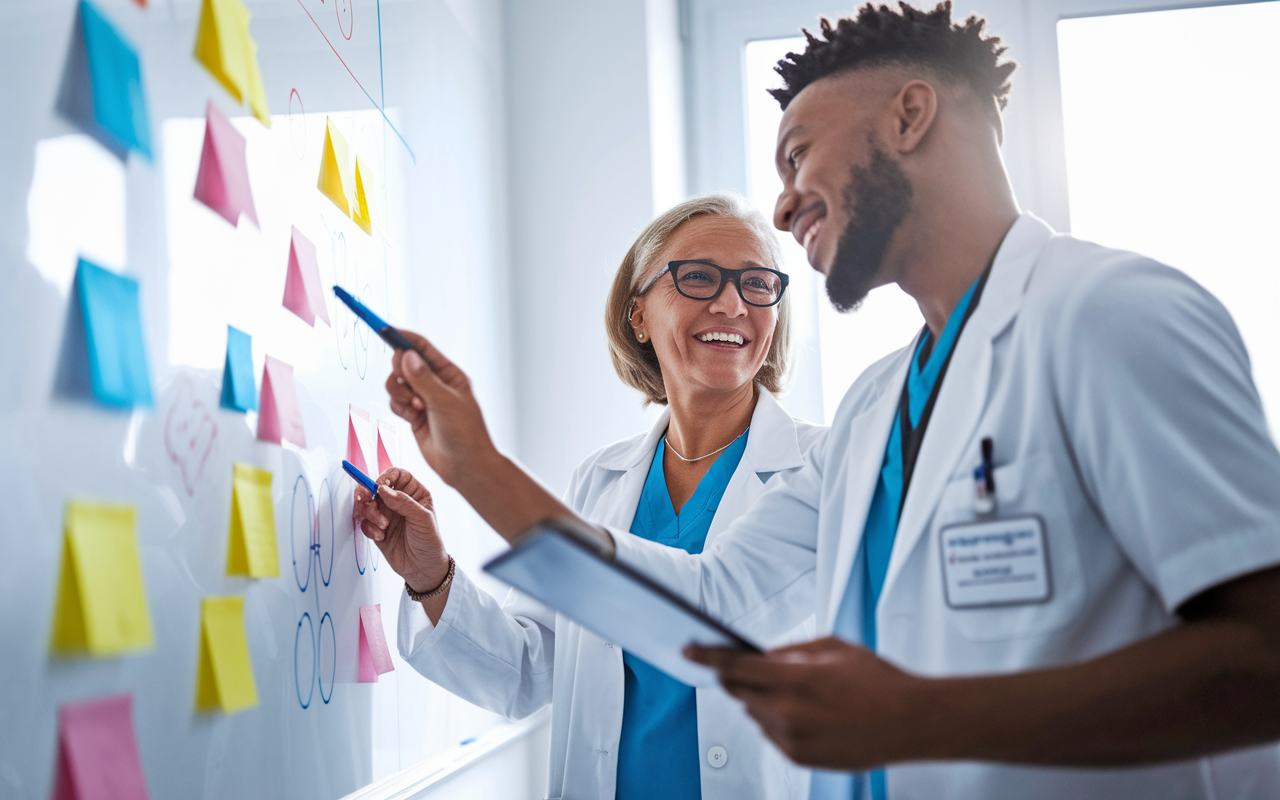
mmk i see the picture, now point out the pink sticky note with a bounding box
[53,693,150,800]
[347,405,375,476]
[282,227,330,327]
[357,604,395,683]
[257,355,306,447]
[193,101,259,228]
[376,420,398,475]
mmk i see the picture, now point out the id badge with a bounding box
[940,515,1051,608]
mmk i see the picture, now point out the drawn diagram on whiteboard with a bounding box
[164,377,217,496]
[353,502,381,576]
[292,474,337,709]
[329,220,388,381]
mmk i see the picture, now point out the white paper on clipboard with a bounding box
[483,521,762,687]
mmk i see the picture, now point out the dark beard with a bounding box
[826,139,913,312]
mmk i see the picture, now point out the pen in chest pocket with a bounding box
[973,436,996,514]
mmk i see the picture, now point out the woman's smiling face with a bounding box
[631,216,781,401]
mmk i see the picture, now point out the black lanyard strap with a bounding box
[897,262,993,517]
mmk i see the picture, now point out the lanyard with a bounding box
[896,264,993,517]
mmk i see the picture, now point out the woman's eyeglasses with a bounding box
[637,260,789,308]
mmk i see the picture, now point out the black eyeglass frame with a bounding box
[636,260,790,308]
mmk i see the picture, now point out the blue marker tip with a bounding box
[343,460,379,496]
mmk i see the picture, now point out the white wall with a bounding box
[503,0,666,493]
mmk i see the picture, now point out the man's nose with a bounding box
[774,184,798,233]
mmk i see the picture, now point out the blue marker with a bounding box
[342,460,379,496]
[333,286,423,355]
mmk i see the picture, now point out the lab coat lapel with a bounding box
[824,350,914,627]
[880,213,1055,601]
[592,408,670,529]
[708,390,804,541]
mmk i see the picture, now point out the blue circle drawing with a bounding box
[291,475,314,592]
[316,479,335,588]
[292,471,344,709]
[295,612,316,709]
[318,612,336,704]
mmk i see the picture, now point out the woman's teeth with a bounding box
[697,332,744,345]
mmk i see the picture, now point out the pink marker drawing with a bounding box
[165,378,217,496]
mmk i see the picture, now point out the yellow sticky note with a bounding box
[195,596,258,713]
[352,156,373,235]
[194,0,249,104]
[51,502,153,657]
[194,0,270,127]
[244,37,270,127]
[226,463,278,577]
[317,118,353,217]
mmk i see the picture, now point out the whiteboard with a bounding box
[0,1,515,797]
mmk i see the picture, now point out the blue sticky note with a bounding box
[76,259,152,408]
[79,0,152,160]
[221,326,257,412]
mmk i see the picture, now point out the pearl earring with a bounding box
[637,332,646,342]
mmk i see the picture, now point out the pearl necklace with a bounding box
[665,427,750,463]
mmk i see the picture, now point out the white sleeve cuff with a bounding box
[397,566,476,659]
[1158,524,1280,611]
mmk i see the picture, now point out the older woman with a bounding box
[356,192,824,800]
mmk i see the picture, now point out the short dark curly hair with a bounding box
[770,2,1016,115]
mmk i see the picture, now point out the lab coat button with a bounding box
[707,746,727,768]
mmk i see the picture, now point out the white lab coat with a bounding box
[399,389,824,800]
[613,213,1280,798]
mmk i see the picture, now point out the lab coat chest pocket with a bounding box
[931,453,1086,641]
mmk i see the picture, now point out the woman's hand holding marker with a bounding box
[354,467,450,597]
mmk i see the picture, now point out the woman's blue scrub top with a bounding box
[615,429,749,800]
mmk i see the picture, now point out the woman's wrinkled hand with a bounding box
[354,467,450,593]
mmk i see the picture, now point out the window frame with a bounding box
[682,0,1271,234]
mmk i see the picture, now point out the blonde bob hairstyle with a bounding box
[606,191,792,406]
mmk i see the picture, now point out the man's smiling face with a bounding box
[772,71,915,312]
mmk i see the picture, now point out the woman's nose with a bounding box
[708,282,750,317]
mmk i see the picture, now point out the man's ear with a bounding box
[890,79,939,155]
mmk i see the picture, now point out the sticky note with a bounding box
[60,1,153,161]
[357,604,395,683]
[351,156,373,235]
[195,596,258,713]
[225,463,278,577]
[220,326,255,412]
[347,405,375,476]
[76,259,153,409]
[193,101,259,228]
[257,355,306,447]
[52,501,153,657]
[282,227,330,327]
[317,117,354,217]
[194,0,270,126]
[376,420,398,475]
[53,693,150,800]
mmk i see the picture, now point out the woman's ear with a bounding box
[630,298,648,341]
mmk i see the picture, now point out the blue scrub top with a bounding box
[813,274,985,800]
[615,429,750,800]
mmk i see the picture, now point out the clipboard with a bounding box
[483,518,762,687]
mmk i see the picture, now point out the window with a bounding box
[1057,1,1280,426]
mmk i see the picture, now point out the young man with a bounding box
[381,3,1280,797]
